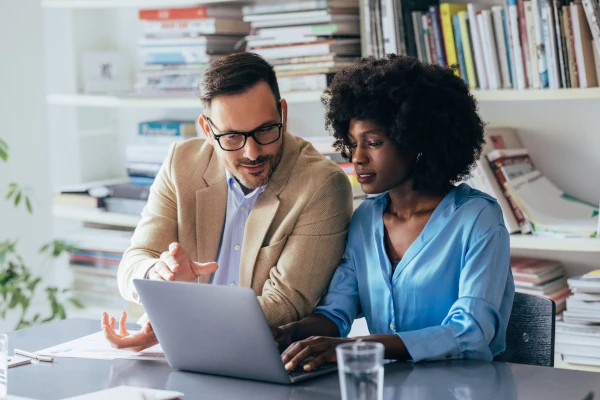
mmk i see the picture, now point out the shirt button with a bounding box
[234,245,241,251]
[389,323,395,331]
[240,206,246,212]
[230,282,237,286]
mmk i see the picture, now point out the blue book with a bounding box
[452,15,468,85]
[138,120,196,137]
[429,6,447,67]
[130,176,155,186]
[501,9,514,88]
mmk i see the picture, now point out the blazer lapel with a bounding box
[239,188,280,288]
[196,150,227,283]
[238,132,298,288]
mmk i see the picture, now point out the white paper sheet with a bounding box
[61,385,183,400]
[36,331,165,361]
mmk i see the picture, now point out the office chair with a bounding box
[494,292,556,367]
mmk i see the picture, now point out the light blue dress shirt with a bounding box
[314,184,515,362]
[212,170,264,286]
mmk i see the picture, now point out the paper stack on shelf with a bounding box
[556,269,600,366]
[135,5,249,96]
[486,147,599,238]
[243,0,361,93]
[511,256,570,313]
[62,227,139,316]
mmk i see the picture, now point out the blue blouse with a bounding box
[314,184,515,362]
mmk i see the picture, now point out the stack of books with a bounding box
[135,5,250,96]
[242,0,361,93]
[64,228,142,317]
[363,0,600,90]
[556,270,600,366]
[511,256,570,313]
[465,126,599,237]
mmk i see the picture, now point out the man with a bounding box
[102,52,353,350]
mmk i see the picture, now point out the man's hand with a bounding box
[281,336,354,372]
[270,326,293,353]
[148,242,218,282]
[101,311,158,352]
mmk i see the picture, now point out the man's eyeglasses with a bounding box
[206,116,283,152]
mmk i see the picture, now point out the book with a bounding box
[457,11,477,89]
[440,3,468,76]
[486,148,536,234]
[139,6,243,21]
[467,3,488,89]
[452,15,468,83]
[492,6,513,88]
[571,1,599,88]
[138,120,197,137]
[506,170,599,238]
[470,127,522,233]
[429,6,447,67]
[525,1,542,88]
[141,19,251,37]
[54,194,104,209]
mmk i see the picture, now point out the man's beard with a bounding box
[234,141,284,189]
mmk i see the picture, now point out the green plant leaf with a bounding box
[39,243,50,253]
[5,188,16,200]
[0,138,8,162]
[68,298,84,309]
[14,191,22,207]
[25,196,33,214]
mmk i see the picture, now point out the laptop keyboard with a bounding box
[288,361,337,378]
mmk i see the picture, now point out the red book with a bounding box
[139,7,241,21]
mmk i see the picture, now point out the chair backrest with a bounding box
[494,292,556,367]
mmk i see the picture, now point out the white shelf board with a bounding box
[47,91,325,108]
[472,88,600,101]
[48,88,600,108]
[42,0,238,8]
[53,205,141,228]
[509,235,600,252]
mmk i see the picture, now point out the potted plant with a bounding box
[0,137,82,330]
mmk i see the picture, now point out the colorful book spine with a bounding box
[139,120,196,137]
[518,0,534,87]
[429,6,447,67]
[440,3,468,75]
[452,15,468,84]
[458,11,478,88]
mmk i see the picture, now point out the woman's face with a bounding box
[347,118,417,195]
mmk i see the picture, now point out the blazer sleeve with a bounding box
[258,170,353,326]
[117,142,179,304]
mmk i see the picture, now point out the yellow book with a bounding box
[439,3,467,77]
[457,11,477,88]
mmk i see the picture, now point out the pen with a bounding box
[14,348,54,362]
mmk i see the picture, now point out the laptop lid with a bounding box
[133,279,292,384]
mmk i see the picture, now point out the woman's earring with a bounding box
[416,152,423,162]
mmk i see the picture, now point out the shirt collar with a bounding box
[225,169,265,199]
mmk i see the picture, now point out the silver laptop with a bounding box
[133,279,337,384]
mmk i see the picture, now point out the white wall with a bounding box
[0,1,54,332]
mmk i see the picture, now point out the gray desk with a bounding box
[5,318,600,399]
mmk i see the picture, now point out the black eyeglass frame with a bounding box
[206,113,284,152]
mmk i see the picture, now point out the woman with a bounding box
[274,55,515,372]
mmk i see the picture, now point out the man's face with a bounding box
[200,82,287,191]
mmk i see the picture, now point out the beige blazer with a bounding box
[117,132,353,326]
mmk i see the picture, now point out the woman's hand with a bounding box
[101,311,158,352]
[281,336,355,372]
[270,326,293,353]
